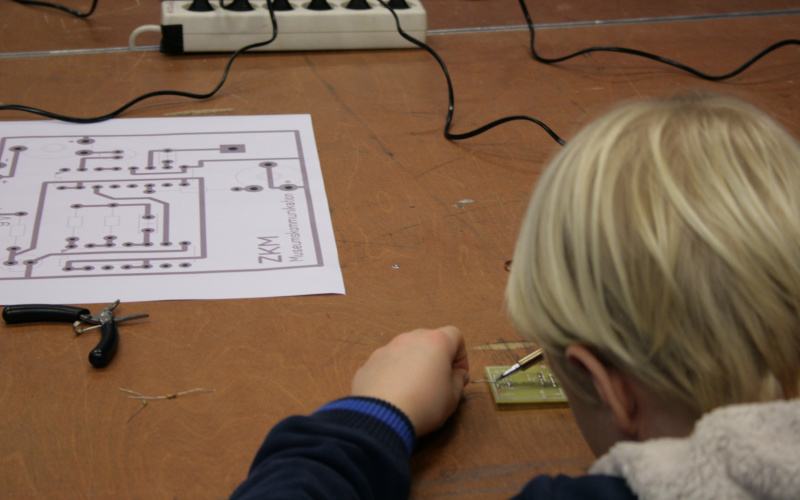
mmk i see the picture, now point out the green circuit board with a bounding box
[484,365,569,405]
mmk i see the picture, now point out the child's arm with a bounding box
[350,325,470,436]
[230,326,470,499]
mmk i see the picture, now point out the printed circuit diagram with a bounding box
[0,128,323,283]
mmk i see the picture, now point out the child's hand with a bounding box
[351,326,470,437]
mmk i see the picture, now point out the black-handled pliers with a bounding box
[2,300,148,368]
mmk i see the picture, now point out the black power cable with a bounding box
[11,0,99,18]
[2,0,798,141]
[517,0,800,82]
[378,0,567,145]
[380,0,799,145]
[0,0,278,123]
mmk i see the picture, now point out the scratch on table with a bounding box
[454,199,475,209]
[471,340,537,351]
[381,223,421,238]
[414,157,463,179]
[335,239,418,250]
[164,108,235,116]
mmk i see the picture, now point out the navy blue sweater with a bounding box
[230,397,636,499]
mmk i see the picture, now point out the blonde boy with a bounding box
[233,94,800,499]
[506,93,800,498]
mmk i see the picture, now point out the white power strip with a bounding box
[140,0,426,54]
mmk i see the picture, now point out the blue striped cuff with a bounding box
[315,397,415,455]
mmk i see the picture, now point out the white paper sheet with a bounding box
[0,115,344,305]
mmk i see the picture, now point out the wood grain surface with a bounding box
[1,2,799,498]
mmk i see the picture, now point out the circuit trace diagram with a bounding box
[0,115,343,304]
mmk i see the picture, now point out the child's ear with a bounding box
[565,344,639,437]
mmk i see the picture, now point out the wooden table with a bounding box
[1,1,798,498]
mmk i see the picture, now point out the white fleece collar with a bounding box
[589,398,800,500]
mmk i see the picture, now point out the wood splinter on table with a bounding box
[118,387,216,422]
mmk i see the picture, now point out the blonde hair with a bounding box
[506,93,800,413]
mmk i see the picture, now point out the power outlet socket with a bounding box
[158,0,426,53]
